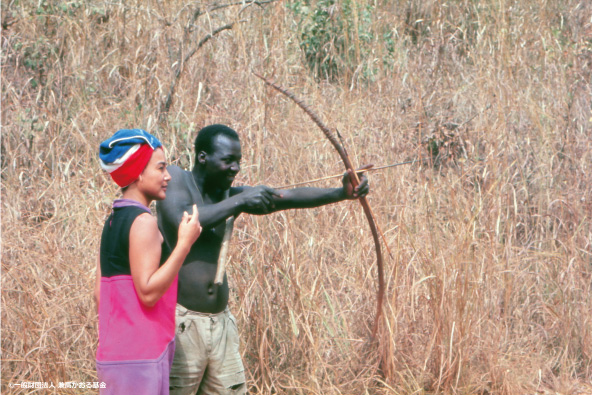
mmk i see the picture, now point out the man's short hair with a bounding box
[194,124,239,155]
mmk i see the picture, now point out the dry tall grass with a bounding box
[2,0,591,394]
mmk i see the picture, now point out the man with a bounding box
[156,124,369,394]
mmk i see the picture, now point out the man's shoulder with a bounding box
[167,165,193,187]
[158,166,192,205]
[167,164,189,177]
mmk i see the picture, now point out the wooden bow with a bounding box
[254,72,384,338]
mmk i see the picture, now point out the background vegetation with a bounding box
[2,0,591,393]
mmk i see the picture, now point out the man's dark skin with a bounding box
[156,132,369,313]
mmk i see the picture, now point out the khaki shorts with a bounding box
[169,304,246,395]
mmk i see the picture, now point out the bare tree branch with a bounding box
[159,21,239,123]
[210,0,280,13]
[157,0,279,124]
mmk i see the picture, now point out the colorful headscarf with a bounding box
[99,129,163,188]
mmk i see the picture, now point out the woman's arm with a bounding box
[129,205,201,307]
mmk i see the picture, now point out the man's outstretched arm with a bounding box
[240,170,370,214]
[158,167,369,236]
[157,166,283,236]
[157,166,238,241]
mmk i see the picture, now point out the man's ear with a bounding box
[197,151,207,165]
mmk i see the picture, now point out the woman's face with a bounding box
[137,148,171,201]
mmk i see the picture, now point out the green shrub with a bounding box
[287,0,374,80]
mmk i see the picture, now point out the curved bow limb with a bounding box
[254,72,384,338]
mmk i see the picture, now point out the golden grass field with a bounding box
[2,0,591,393]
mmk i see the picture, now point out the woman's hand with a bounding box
[178,204,202,249]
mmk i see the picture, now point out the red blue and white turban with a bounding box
[99,129,163,188]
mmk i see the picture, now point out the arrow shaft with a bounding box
[276,160,416,189]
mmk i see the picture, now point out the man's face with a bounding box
[201,135,242,190]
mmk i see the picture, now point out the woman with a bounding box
[94,129,201,394]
